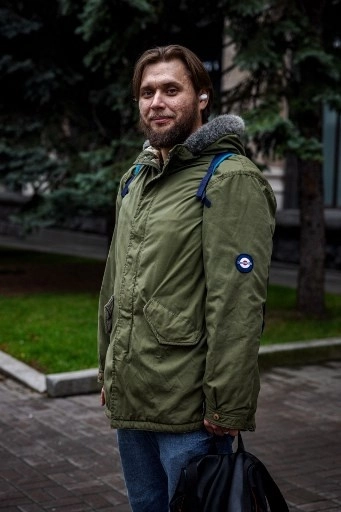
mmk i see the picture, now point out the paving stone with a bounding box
[1,362,341,511]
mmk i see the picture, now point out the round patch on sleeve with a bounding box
[235,254,254,273]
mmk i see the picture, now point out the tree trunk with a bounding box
[297,158,326,317]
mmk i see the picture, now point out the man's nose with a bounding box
[150,91,165,108]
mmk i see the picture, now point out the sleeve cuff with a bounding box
[204,403,255,431]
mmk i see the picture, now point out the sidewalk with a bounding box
[1,361,340,511]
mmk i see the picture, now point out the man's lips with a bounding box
[150,116,174,125]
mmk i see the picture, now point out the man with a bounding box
[97,44,276,511]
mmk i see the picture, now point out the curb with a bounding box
[258,337,341,369]
[46,368,101,397]
[1,338,341,397]
[0,351,100,396]
[0,351,46,393]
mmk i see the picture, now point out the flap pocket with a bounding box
[143,298,201,346]
[104,295,114,334]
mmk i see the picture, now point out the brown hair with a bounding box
[132,45,214,123]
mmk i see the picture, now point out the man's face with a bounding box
[138,59,205,150]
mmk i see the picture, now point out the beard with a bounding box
[139,102,200,149]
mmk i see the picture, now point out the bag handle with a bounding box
[253,458,289,512]
[239,433,289,511]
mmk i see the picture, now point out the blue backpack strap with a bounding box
[121,164,143,198]
[196,152,235,207]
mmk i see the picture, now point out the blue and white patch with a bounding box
[235,254,254,273]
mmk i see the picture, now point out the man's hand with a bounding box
[100,386,105,406]
[204,418,239,437]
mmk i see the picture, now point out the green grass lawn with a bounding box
[262,285,341,344]
[0,293,99,373]
[0,285,340,374]
[0,247,102,373]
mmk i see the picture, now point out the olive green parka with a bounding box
[98,114,276,432]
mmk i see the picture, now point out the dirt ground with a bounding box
[0,256,106,295]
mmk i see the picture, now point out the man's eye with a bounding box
[141,90,153,98]
[167,88,178,95]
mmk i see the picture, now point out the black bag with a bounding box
[170,433,289,512]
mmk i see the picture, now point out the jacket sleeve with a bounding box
[97,193,122,384]
[202,161,276,430]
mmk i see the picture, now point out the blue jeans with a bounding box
[117,429,234,512]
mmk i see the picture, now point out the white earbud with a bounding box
[199,93,208,101]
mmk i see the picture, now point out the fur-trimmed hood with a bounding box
[185,114,245,154]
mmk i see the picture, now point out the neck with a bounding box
[160,148,170,162]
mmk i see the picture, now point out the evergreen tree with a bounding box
[0,0,222,232]
[0,0,137,232]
